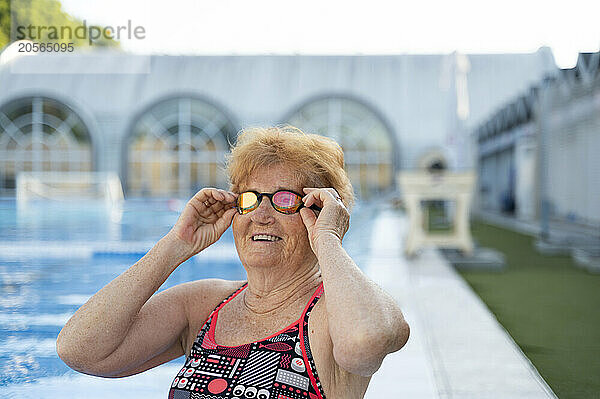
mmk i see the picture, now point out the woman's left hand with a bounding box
[299,187,350,254]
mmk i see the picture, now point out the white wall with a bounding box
[0,52,556,180]
[547,106,600,225]
[515,133,537,221]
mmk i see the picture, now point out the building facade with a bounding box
[475,51,600,228]
[0,49,556,199]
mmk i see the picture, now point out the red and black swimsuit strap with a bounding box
[202,280,326,398]
[198,281,248,338]
[299,281,326,399]
[210,281,248,316]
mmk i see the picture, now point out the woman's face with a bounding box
[232,164,316,271]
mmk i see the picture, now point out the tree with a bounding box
[0,0,119,50]
[0,0,10,48]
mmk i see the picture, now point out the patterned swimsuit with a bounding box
[169,281,327,399]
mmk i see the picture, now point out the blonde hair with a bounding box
[225,125,355,211]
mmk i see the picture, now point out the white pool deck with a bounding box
[362,208,556,399]
[2,207,557,398]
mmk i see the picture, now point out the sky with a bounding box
[58,0,600,69]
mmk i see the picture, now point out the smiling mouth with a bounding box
[252,234,282,242]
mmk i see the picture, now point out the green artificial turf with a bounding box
[458,221,600,399]
[423,201,454,233]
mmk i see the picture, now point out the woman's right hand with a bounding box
[166,188,238,257]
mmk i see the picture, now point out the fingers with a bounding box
[214,207,238,232]
[193,188,238,209]
[299,207,317,229]
[301,187,341,208]
[194,187,236,202]
[185,189,238,225]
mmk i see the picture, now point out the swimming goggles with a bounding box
[236,189,322,215]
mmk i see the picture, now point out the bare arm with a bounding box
[56,188,238,377]
[315,237,409,376]
[56,235,191,377]
[300,188,410,377]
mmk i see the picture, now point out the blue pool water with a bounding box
[0,198,375,396]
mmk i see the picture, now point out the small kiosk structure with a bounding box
[398,151,476,257]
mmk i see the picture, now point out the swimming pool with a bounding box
[0,198,375,397]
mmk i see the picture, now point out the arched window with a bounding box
[0,96,92,195]
[287,97,395,199]
[127,97,237,198]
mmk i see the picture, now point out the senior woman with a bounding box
[57,125,410,399]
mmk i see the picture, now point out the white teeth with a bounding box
[252,234,281,241]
